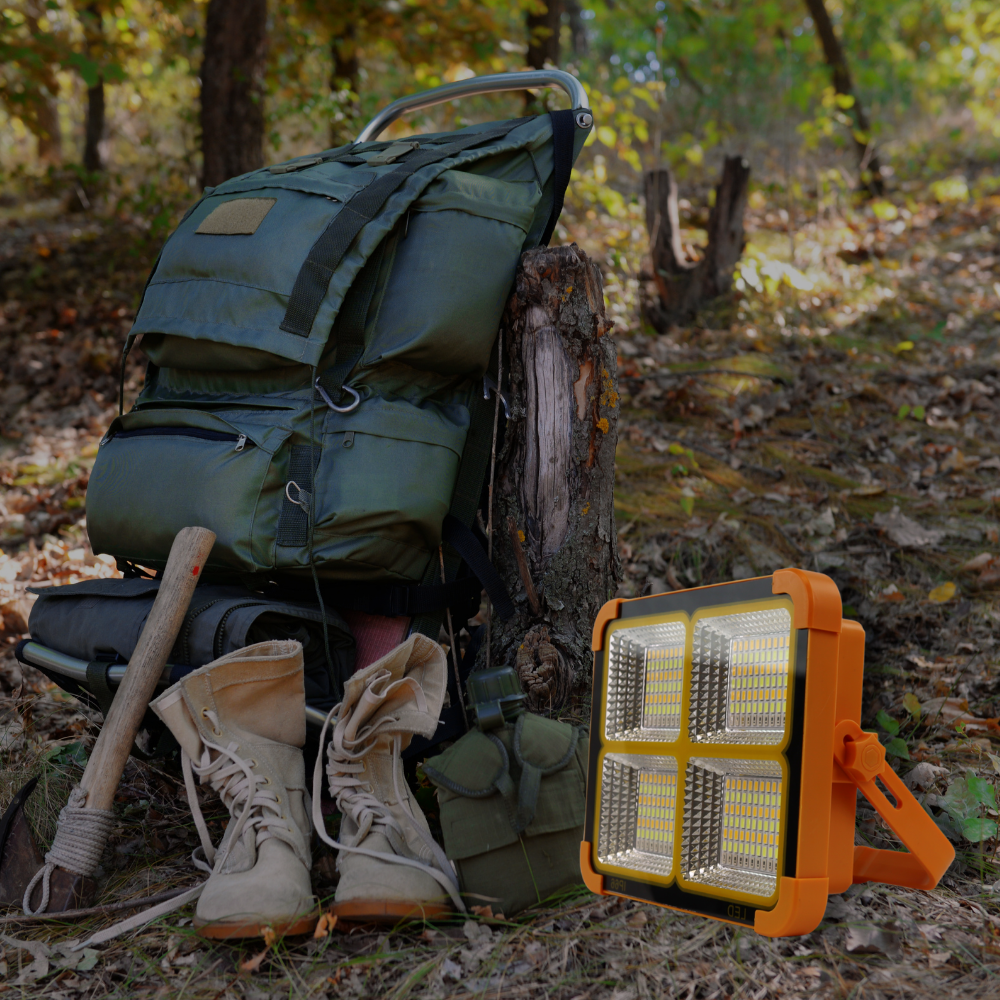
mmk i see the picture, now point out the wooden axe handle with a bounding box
[79,527,216,811]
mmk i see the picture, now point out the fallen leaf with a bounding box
[920,697,1000,733]
[0,935,50,984]
[261,926,277,948]
[904,761,948,789]
[844,923,903,958]
[313,912,337,938]
[928,950,952,967]
[470,905,495,920]
[440,957,463,982]
[626,910,648,928]
[928,581,957,603]
[873,506,944,548]
[961,552,995,572]
[852,483,886,496]
[240,947,269,973]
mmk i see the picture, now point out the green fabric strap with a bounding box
[409,335,501,639]
[315,237,386,407]
[280,117,534,338]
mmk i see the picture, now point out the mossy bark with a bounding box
[484,244,621,703]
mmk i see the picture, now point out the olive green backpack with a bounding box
[84,80,592,626]
[421,668,588,916]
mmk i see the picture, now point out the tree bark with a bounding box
[525,0,563,111]
[330,23,360,145]
[486,244,621,707]
[83,80,105,172]
[642,155,751,331]
[526,0,562,69]
[200,0,268,189]
[80,2,104,173]
[34,91,62,166]
[801,0,884,196]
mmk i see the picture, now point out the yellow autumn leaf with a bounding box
[596,126,617,148]
[928,581,956,603]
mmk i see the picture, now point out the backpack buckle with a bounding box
[314,379,361,413]
[368,141,420,166]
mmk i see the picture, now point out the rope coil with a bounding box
[22,786,115,915]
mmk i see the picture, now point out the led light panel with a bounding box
[585,571,955,938]
[680,758,783,900]
[690,608,792,745]
[605,621,685,741]
[597,754,677,877]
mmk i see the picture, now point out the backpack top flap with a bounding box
[421,713,588,861]
[130,114,585,370]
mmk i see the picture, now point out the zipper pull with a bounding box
[235,434,247,452]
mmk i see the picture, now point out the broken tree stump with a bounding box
[486,244,621,707]
[641,155,751,331]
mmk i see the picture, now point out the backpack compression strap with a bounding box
[539,109,577,247]
[280,117,534,339]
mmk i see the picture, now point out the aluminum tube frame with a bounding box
[357,69,590,142]
[17,640,329,729]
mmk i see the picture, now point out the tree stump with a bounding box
[486,244,621,706]
[641,155,751,331]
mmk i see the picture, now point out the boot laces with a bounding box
[311,676,465,912]
[185,708,309,874]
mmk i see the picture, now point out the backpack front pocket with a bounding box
[273,396,470,582]
[86,408,293,573]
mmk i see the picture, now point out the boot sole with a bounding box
[194,912,319,940]
[330,899,452,924]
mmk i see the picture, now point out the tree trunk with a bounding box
[83,79,105,172]
[801,0,884,196]
[34,91,62,166]
[200,0,268,189]
[486,244,621,708]
[565,0,588,57]
[642,155,751,331]
[330,23,360,146]
[525,0,563,111]
[80,2,104,173]
[526,0,562,68]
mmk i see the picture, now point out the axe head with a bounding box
[0,778,97,912]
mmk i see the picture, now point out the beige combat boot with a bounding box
[152,640,318,938]
[312,634,463,922]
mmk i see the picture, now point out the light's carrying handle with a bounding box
[833,720,954,890]
[357,69,591,142]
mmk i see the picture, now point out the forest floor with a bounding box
[2,178,1000,997]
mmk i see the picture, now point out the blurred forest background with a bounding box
[3,0,999,235]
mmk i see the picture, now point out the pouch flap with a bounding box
[27,578,160,600]
[130,116,557,369]
[514,713,580,772]
[322,395,469,454]
[423,729,506,796]
[413,171,540,232]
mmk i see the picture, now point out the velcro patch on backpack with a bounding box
[196,198,277,235]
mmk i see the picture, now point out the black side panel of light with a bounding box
[782,628,809,879]
[584,651,602,845]
[619,578,776,620]
[604,878,757,926]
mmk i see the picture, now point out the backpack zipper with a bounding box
[107,427,254,452]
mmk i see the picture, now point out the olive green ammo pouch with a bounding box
[422,711,588,916]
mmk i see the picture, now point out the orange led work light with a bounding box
[581,569,954,937]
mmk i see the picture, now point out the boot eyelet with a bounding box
[213,729,222,736]
[275,795,281,804]
[249,759,257,767]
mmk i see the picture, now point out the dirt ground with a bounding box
[3,183,1000,998]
